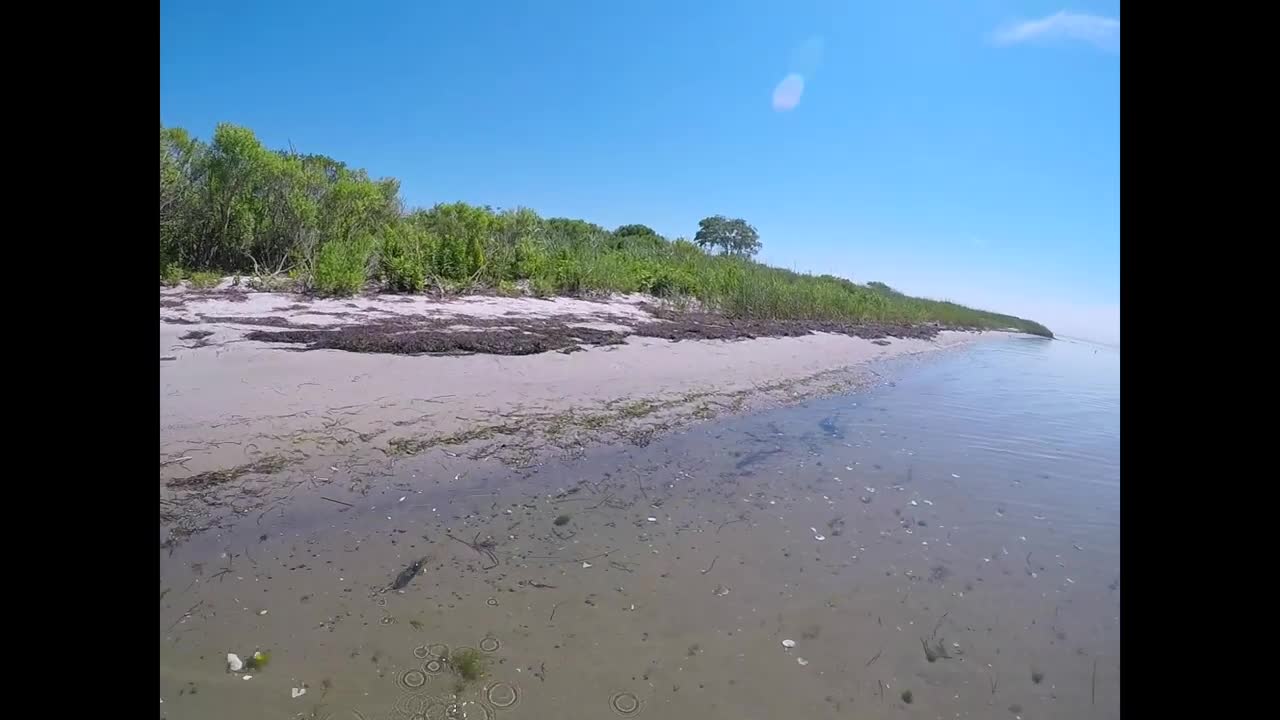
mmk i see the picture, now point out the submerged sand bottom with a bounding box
[159,343,1119,720]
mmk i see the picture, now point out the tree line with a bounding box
[159,122,1052,337]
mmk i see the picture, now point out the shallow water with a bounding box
[160,335,1119,719]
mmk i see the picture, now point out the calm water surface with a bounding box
[160,335,1119,720]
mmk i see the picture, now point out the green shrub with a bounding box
[161,264,185,287]
[514,239,549,278]
[188,271,222,289]
[530,275,557,297]
[550,253,585,294]
[312,235,373,296]
[379,228,427,292]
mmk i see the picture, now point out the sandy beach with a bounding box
[161,286,995,541]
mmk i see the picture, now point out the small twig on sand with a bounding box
[931,611,949,640]
[1092,658,1097,705]
[570,550,612,564]
[446,532,500,570]
[632,468,649,500]
[865,647,882,667]
[878,679,884,701]
[700,555,719,575]
[321,496,354,508]
[716,516,745,534]
[587,493,617,510]
[990,675,998,695]
[165,600,204,633]
[549,601,562,622]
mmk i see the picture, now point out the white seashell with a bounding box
[781,639,796,648]
[291,687,307,699]
[582,562,593,568]
[797,657,809,666]
[226,653,244,672]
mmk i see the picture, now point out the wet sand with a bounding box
[161,288,995,541]
[160,321,1118,720]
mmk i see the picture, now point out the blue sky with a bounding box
[161,0,1120,343]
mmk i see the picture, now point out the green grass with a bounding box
[187,270,222,289]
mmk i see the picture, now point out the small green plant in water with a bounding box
[245,650,270,670]
[554,514,571,526]
[450,647,486,686]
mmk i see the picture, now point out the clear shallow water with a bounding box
[160,335,1120,720]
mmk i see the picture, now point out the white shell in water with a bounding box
[797,657,809,666]
[781,639,796,648]
[226,653,244,672]
[291,687,307,699]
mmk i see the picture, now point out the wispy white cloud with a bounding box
[992,11,1119,52]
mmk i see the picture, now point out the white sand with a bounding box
[160,289,991,480]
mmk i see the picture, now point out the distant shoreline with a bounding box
[160,284,1014,542]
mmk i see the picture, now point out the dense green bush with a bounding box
[312,236,374,296]
[378,226,428,292]
[156,121,1052,336]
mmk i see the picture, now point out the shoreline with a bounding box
[160,286,1019,542]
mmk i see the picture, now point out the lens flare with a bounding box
[771,74,805,111]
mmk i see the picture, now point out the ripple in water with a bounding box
[393,691,443,717]
[611,691,641,715]
[478,636,500,653]
[399,669,427,690]
[426,643,449,659]
[485,681,519,709]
